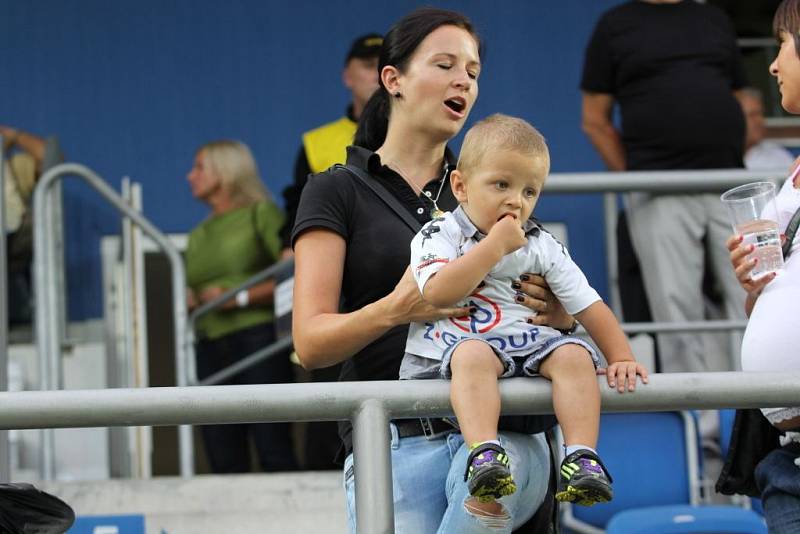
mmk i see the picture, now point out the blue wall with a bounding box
[0,0,625,319]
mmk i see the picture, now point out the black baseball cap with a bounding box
[345,33,383,64]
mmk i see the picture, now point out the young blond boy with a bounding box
[402,114,648,505]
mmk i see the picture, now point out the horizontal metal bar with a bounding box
[0,372,797,430]
[195,336,294,386]
[545,168,785,194]
[614,320,748,335]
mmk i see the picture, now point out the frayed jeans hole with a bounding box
[464,497,511,530]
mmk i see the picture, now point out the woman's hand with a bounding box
[512,274,575,331]
[187,288,198,311]
[726,234,777,316]
[386,268,471,325]
[597,361,649,393]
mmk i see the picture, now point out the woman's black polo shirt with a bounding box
[292,145,456,453]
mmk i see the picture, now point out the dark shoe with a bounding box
[464,442,517,502]
[555,449,613,506]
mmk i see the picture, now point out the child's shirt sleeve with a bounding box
[410,215,460,294]
[536,230,601,315]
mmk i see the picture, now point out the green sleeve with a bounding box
[254,200,285,263]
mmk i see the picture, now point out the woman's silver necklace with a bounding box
[388,160,448,219]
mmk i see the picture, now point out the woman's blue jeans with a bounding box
[756,442,800,533]
[343,425,550,534]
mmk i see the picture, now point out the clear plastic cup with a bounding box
[721,181,784,279]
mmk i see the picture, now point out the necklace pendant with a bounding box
[430,207,445,219]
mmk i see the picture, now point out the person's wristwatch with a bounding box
[235,289,249,308]
[557,319,579,335]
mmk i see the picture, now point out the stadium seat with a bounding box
[560,411,763,533]
[605,504,766,533]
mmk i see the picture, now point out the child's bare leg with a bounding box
[449,340,505,446]
[537,344,599,448]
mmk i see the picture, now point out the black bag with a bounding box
[716,409,782,497]
[0,483,75,533]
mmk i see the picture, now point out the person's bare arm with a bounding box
[292,229,468,370]
[0,125,46,166]
[425,215,525,307]
[581,92,625,171]
[197,280,277,310]
[576,301,648,392]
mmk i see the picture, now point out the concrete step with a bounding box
[39,471,347,534]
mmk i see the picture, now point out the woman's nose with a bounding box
[769,57,779,77]
[453,72,472,91]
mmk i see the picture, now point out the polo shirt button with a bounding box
[417,208,424,214]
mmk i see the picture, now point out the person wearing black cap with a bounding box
[279,33,383,252]
[280,34,382,470]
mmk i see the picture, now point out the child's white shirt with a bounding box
[403,207,600,369]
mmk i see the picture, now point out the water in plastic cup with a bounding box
[720,181,784,280]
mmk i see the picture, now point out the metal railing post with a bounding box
[33,163,195,477]
[0,135,9,482]
[603,192,621,316]
[353,400,394,534]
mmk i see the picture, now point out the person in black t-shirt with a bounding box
[581,0,748,375]
[292,8,575,533]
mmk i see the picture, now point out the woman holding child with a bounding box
[725,0,800,530]
[292,7,644,533]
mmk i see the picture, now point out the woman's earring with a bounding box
[393,92,402,98]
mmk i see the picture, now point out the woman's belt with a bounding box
[393,418,458,438]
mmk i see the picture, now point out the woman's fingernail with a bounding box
[511,281,521,290]
[609,382,616,388]
[520,274,530,281]
[515,295,524,303]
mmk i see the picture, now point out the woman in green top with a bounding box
[185,140,297,473]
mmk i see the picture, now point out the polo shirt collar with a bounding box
[344,145,458,176]
[451,205,541,241]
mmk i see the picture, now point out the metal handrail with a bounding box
[32,163,194,479]
[185,256,294,385]
[0,373,796,533]
[544,168,787,193]
[544,167,789,318]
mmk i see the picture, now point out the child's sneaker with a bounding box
[464,442,517,502]
[555,449,613,506]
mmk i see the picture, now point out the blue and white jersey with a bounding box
[404,206,600,365]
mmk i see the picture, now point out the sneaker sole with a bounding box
[555,480,613,506]
[469,467,517,502]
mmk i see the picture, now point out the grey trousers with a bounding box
[626,193,746,373]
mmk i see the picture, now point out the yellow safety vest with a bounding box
[302,116,357,174]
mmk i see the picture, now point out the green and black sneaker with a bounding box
[464,442,517,503]
[555,449,613,506]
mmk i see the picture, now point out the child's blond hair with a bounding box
[457,113,550,175]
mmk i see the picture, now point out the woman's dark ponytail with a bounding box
[353,7,479,152]
[354,88,390,151]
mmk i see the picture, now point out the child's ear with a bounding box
[450,169,468,202]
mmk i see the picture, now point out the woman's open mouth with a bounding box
[443,97,466,118]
